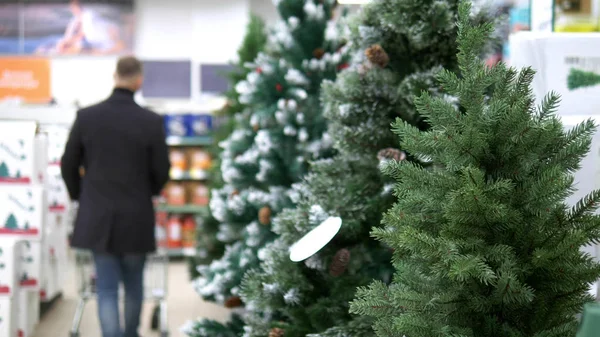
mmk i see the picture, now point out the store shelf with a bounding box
[170,170,209,181]
[157,247,197,257]
[155,204,209,214]
[166,135,213,146]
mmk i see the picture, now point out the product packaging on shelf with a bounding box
[0,121,48,185]
[0,297,17,337]
[17,241,41,290]
[17,288,40,337]
[0,239,23,297]
[185,114,212,136]
[509,32,600,117]
[164,182,187,205]
[46,167,69,213]
[167,216,183,248]
[40,218,67,302]
[181,216,197,248]
[0,185,46,239]
[169,149,188,179]
[188,148,211,176]
[555,0,599,32]
[164,115,188,137]
[188,183,209,206]
[164,114,213,137]
[155,211,168,248]
[43,126,69,166]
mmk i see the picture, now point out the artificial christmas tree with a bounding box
[351,2,600,336]
[240,1,494,337]
[188,14,268,278]
[184,1,349,336]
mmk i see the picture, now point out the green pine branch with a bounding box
[351,2,600,337]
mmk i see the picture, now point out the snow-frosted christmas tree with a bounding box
[189,14,268,278]
[239,1,494,337]
[184,1,349,336]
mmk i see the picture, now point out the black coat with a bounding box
[61,88,170,254]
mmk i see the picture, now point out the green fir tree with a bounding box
[240,1,494,337]
[188,14,268,279]
[0,162,8,177]
[4,214,18,230]
[567,68,600,91]
[351,3,600,336]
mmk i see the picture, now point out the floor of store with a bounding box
[32,253,230,337]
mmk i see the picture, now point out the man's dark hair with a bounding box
[116,56,143,79]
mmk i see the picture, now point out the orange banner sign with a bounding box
[0,58,51,103]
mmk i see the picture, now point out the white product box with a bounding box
[0,297,17,337]
[40,228,67,302]
[509,32,600,118]
[0,185,46,239]
[0,239,22,297]
[0,121,48,185]
[46,166,69,213]
[17,289,39,337]
[17,241,41,291]
[43,126,69,167]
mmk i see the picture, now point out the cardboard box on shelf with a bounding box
[509,32,600,117]
[0,185,46,239]
[0,239,22,297]
[0,297,17,337]
[17,288,39,337]
[17,241,41,291]
[40,233,66,302]
[42,125,69,166]
[46,167,69,213]
[0,121,48,185]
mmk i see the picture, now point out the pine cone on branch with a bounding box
[259,206,272,225]
[365,44,389,68]
[377,148,406,162]
[270,327,285,337]
[224,296,243,308]
[313,48,325,59]
[329,248,351,277]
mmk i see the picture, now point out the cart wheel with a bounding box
[151,305,160,331]
[70,333,79,337]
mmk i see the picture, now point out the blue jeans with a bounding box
[93,253,146,337]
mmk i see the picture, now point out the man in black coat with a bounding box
[61,56,170,337]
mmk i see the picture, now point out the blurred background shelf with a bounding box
[157,247,197,257]
[155,204,209,214]
[170,170,209,181]
[166,135,213,146]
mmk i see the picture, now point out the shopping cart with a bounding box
[68,249,170,337]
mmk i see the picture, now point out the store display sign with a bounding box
[200,64,235,93]
[0,0,135,55]
[0,58,51,103]
[142,61,192,99]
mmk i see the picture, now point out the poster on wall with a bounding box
[0,0,134,56]
[0,58,51,103]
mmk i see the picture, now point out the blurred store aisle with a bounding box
[32,253,230,337]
